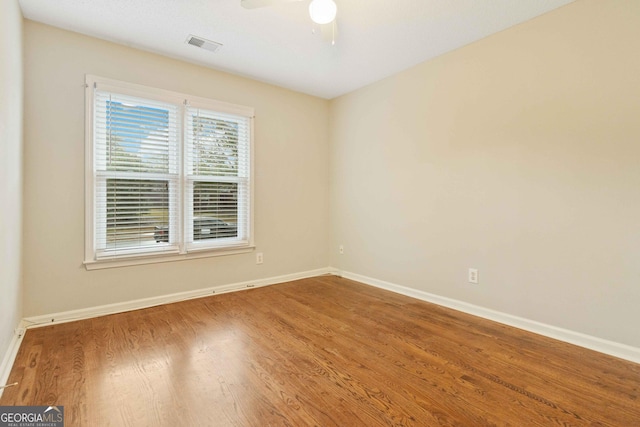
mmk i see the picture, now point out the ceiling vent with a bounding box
[186,35,223,53]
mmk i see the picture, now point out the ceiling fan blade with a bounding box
[241,0,299,9]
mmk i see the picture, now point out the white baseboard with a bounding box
[0,320,27,399]
[334,269,640,364]
[23,268,332,329]
[0,268,331,398]
[5,265,637,392]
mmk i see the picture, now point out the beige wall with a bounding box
[330,0,640,348]
[0,0,24,360]
[18,1,640,351]
[22,21,330,316]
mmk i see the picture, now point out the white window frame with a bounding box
[84,75,255,270]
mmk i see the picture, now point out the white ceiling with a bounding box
[18,0,575,99]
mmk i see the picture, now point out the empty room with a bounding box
[1,0,639,425]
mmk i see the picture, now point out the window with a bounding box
[85,76,253,268]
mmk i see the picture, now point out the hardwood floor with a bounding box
[2,275,639,426]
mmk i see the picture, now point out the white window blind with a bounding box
[94,91,180,259]
[185,107,251,250]
[86,76,253,265]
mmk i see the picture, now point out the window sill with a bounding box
[84,245,255,270]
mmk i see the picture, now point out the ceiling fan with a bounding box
[241,0,338,43]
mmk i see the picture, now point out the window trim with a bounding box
[84,75,255,270]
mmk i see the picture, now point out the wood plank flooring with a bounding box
[2,275,639,426]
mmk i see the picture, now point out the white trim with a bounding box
[0,320,27,399]
[248,114,255,249]
[84,77,95,264]
[333,269,640,364]
[85,245,255,270]
[8,267,636,396]
[84,74,255,266]
[23,268,332,328]
[2,268,329,392]
[86,74,254,122]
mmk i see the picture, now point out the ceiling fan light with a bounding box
[309,0,337,25]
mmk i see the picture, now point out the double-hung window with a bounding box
[85,75,253,268]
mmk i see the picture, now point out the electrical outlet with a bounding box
[339,245,344,254]
[468,268,479,284]
[256,252,263,264]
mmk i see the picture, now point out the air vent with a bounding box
[186,35,223,53]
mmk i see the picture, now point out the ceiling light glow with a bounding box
[309,0,337,25]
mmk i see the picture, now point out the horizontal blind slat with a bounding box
[94,89,179,257]
[91,80,251,260]
[185,106,250,247]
